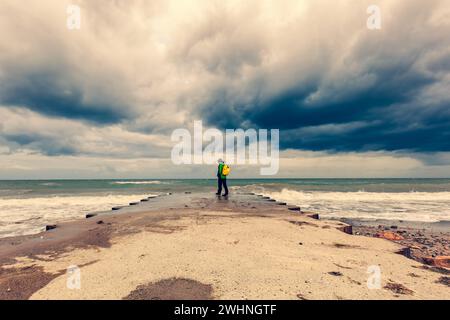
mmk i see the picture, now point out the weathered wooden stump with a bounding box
[338,225,353,235]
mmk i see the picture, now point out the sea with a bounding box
[1,179,450,238]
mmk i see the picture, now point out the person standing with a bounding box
[216,159,229,196]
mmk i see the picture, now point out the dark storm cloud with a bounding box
[281,120,450,153]
[3,133,78,156]
[198,1,450,153]
[0,0,137,125]
[1,0,450,158]
[201,58,450,152]
[0,70,129,124]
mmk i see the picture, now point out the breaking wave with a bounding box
[0,193,153,238]
[260,188,450,222]
[111,181,163,185]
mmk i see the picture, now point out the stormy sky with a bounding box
[1,0,450,178]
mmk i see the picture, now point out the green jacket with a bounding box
[217,163,226,179]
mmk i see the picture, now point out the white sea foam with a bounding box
[111,181,163,185]
[0,194,153,238]
[261,188,450,222]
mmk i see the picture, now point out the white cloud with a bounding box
[0,107,172,157]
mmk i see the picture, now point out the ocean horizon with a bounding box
[1,178,450,238]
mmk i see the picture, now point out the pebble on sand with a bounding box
[377,231,405,241]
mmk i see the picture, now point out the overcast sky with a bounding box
[1,0,450,179]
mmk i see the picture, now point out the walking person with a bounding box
[216,159,230,196]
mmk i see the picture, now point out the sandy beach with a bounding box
[0,192,448,300]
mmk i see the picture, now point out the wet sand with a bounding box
[0,192,449,300]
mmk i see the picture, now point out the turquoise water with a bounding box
[2,178,450,197]
[1,179,450,238]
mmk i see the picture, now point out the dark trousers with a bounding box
[217,176,229,195]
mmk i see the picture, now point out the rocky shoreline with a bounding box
[350,223,449,269]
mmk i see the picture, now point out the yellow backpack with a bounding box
[222,164,231,176]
